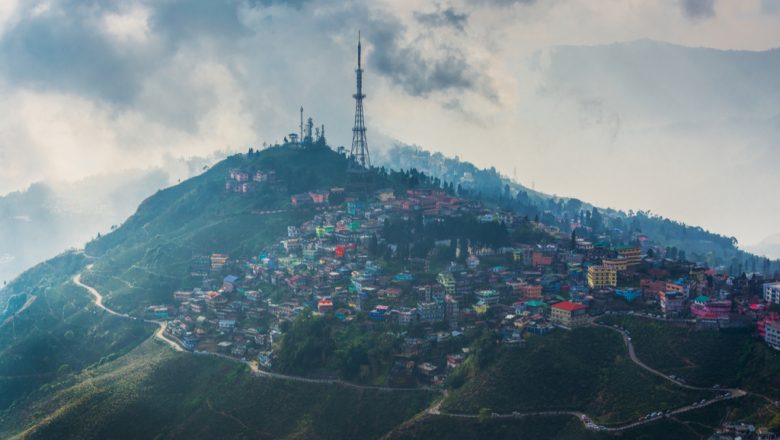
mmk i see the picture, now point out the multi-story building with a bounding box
[475,289,500,306]
[417,300,445,323]
[445,295,460,328]
[764,319,780,350]
[659,291,685,317]
[763,282,780,304]
[437,272,456,296]
[615,245,642,267]
[210,253,229,271]
[550,301,588,328]
[395,307,417,326]
[690,297,731,321]
[587,265,617,289]
[519,283,543,299]
[602,258,628,272]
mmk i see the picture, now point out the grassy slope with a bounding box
[82,146,347,313]
[383,410,729,440]
[385,398,768,440]
[0,253,151,411]
[599,315,780,397]
[441,327,709,424]
[1,340,434,440]
[383,415,600,440]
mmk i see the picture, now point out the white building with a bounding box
[765,320,780,350]
[764,282,780,304]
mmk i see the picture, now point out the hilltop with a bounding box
[0,142,779,439]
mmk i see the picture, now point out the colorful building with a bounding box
[602,258,628,272]
[690,297,731,321]
[615,288,641,302]
[764,282,780,304]
[614,245,642,267]
[317,298,333,314]
[659,291,685,317]
[475,289,500,306]
[764,319,780,350]
[550,301,588,328]
[587,265,617,289]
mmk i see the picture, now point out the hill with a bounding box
[81,145,348,313]
[0,156,219,285]
[0,142,778,439]
[0,251,150,411]
[376,142,780,275]
[440,328,708,424]
[0,340,433,439]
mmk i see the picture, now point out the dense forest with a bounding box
[375,144,780,275]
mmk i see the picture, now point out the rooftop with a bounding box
[551,301,587,312]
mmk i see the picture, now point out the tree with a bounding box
[367,234,379,256]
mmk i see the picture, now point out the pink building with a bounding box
[690,297,731,320]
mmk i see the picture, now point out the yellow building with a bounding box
[602,258,628,272]
[587,265,617,289]
[550,301,589,328]
[210,253,229,271]
[437,272,456,296]
[615,246,642,267]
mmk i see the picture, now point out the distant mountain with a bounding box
[745,233,780,260]
[0,155,220,284]
[510,40,780,256]
[534,39,780,124]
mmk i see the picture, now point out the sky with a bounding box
[0,0,779,248]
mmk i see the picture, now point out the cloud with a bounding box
[0,1,153,104]
[761,0,780,15]
[0,0,779,250]
[414,6,468,32]
[150,0,250,43]
[366,17,493,100]
[680,0,716,20]
[473,0,536,7]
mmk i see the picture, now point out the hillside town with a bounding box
[147,168,780,388]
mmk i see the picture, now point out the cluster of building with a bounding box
[158,169,780,385]
[225,168,277,193]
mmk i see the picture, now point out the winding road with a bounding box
[71,268,751,433]
[72,270,183,352]
[72,268,428,391]
[426,320,748,433]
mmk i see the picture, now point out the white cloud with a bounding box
[0,0,20,37]
[0,0,779,247]
[101,5,150,43]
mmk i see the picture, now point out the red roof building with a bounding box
[550,301,588,328]
[551,301,587,312]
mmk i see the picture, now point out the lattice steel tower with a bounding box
[348,32,371,178]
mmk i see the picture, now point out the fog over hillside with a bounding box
[0,155,221,283]
[505,40,780,250]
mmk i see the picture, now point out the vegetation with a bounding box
[378,143,780,275]
[442,327,710,424]
[599,315,780,396]
[383,415,600,440]
[274,311,399,384]
[0,341,434,439]
[0,253,150,411]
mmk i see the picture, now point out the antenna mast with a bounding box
[348,31,372,193]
